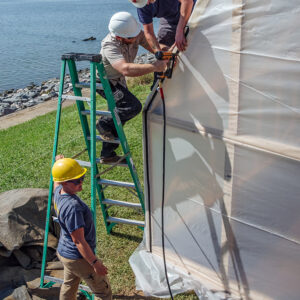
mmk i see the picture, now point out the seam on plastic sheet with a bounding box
[223,74,300,114]
[148,114,300,162]
[212,46,300,63]
[188,198,300,247]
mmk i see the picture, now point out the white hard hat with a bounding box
[128,0,148,8]
[108,12,141,38]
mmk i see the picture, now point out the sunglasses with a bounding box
[68,175,85,185]
[126,36,136,40]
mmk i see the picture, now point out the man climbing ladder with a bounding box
[96,11,167,163]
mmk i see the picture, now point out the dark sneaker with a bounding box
[100,155,127,165]
[96,120,115,141]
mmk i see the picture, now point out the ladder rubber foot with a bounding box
[44,276,91,293]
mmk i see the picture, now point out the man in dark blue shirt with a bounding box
[52,155,112,300]
[130,0,194,52]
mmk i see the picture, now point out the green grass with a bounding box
[0,77,197,299]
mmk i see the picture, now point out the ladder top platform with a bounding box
[61,53,102,62]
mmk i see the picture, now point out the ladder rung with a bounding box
[107,216,144,227]
[76,158,127,168]
[81,110,112,117]
[102,199,142,209]
[87,135,120,144]
[62,95,90,102]
[44,276,91,293]
[75,82,103,90]
[99,179,135,189]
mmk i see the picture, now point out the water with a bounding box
[0,0,156,93]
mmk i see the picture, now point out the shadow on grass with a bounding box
[110,231,143,243]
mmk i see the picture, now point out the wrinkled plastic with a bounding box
[132,0,300,299]
[129,238,234,300]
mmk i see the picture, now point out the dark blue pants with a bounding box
[97,82,142,158]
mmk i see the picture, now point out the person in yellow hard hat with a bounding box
[52,155,112,300]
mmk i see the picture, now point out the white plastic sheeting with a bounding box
[130,0,300,299]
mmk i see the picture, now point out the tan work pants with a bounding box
[57,253,112,300]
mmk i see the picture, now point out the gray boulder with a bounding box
[0,188,57,256]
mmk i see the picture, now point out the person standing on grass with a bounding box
[96,11,167,164]
[52,154,112,300]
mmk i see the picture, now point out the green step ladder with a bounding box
[40,53,145,297]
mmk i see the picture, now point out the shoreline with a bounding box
[0,53,154,125]
[0,68,90,119]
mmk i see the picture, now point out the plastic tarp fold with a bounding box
[130,0,300,299]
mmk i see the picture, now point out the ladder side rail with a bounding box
[40,60,67,288]
[96,63,145,212]
[67,60,91,149]
[90,62,97,226]
[67,59,111,233]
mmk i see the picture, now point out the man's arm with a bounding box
[143,23,161,52]
[112,58,167,77]
[176,0,194,51]
[71,227,108,276]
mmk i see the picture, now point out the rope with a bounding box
[159,81,174,300]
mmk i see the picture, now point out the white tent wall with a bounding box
[130,0,300,299]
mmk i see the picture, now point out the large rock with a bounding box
[0,189,62,299]
[2,285,32,300]
[0,188,58,256]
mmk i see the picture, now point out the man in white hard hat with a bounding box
[130,0,195,52]
[96,12,167,163]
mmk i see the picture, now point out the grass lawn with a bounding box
[0,76,197,299]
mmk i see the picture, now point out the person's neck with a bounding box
[60,186,76,195]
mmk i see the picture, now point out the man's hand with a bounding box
[93,260,108,276]
[152,59,168,72]
[175,28,188,52]
[55,154,64,161]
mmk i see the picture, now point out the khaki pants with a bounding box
[57,253,112,300]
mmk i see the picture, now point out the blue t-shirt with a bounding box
[137,0,181,27]
[53,186,96,259]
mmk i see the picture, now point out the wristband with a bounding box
[91,258,98,266]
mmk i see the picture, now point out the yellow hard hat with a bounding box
[52,158,87,182]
